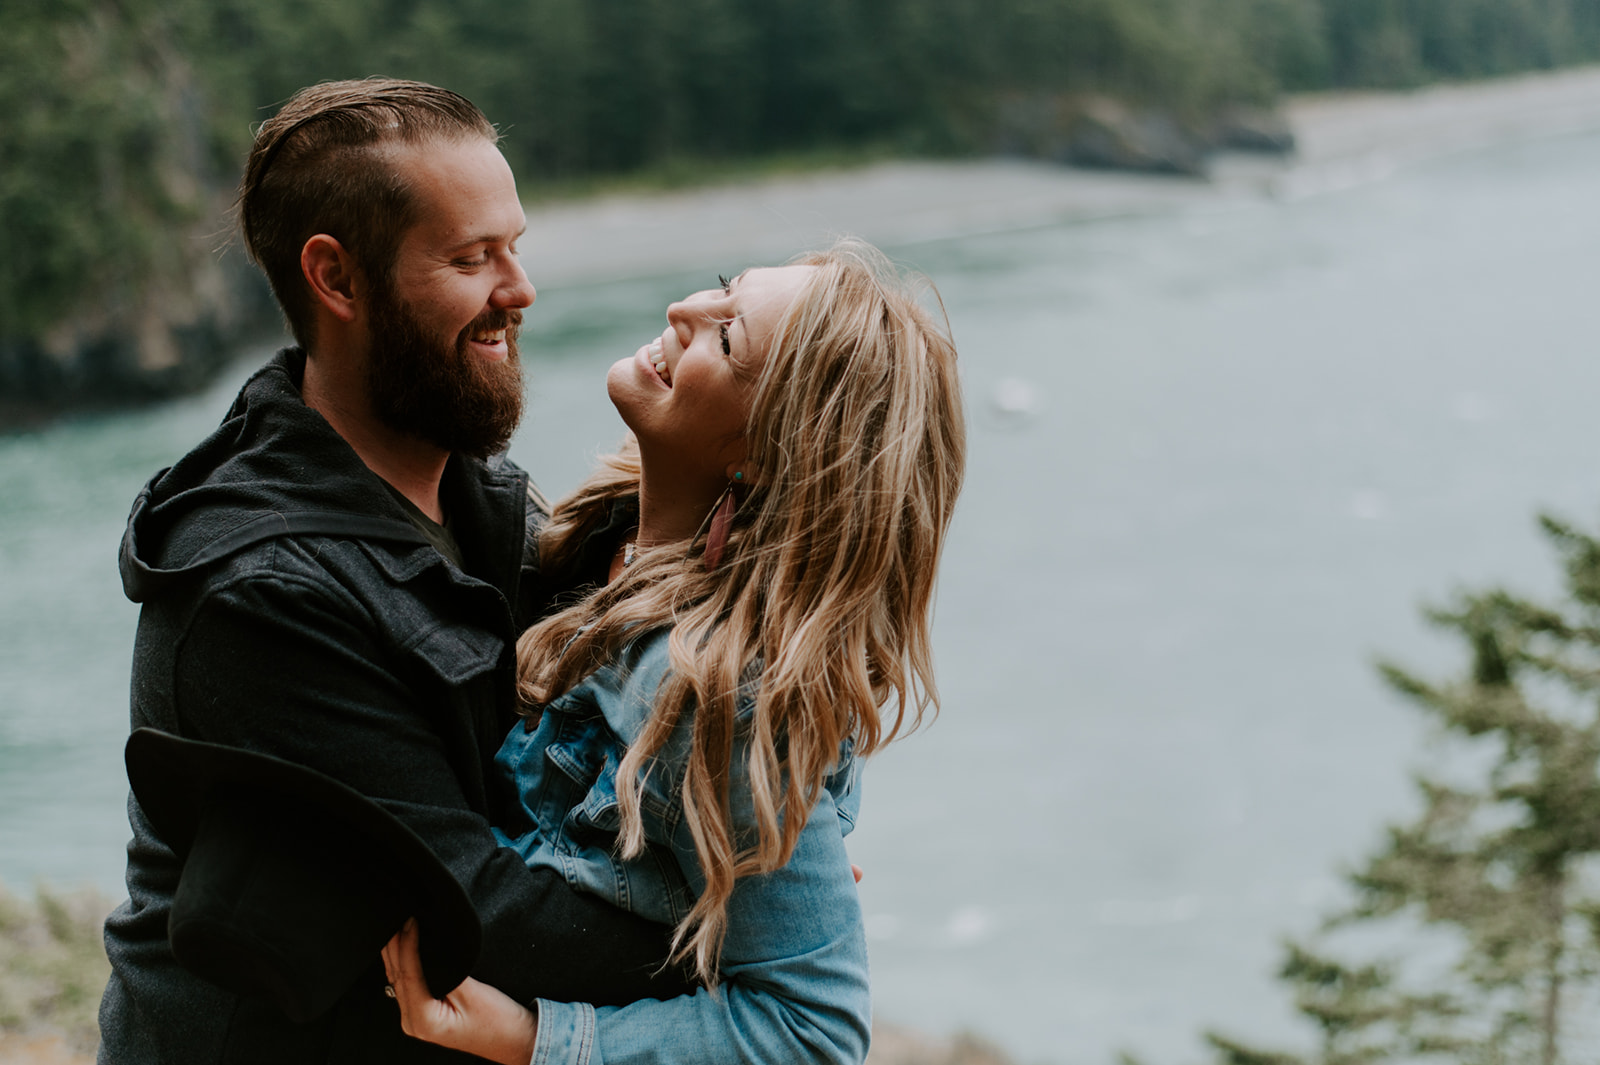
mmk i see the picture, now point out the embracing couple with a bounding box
[99,78,966,1065]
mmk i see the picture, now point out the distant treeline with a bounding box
[5,0,1600,412]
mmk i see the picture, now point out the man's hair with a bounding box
[238,78,498,346]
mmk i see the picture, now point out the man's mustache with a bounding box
[465,308,523,340]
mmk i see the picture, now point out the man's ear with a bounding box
[301,235,365,323]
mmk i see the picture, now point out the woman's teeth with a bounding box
[650,339,671,384]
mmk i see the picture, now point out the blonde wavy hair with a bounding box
[516,239,967,981]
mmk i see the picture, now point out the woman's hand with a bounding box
[382,918,539,1065]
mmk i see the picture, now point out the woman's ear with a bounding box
[725,464,754,486]
[300,234,364,323]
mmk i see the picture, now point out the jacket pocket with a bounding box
[565,771,624,845]
[409,624,502,686]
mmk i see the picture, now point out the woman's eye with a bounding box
[719,322,732,356]
[718,274,732,294]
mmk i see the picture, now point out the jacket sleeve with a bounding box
[514,477,554,631]
[169,568,696,1007]
[529,786,871,1065]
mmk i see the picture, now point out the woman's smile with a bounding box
[630,336,672,389]
[647,337,672,386]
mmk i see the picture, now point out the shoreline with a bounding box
[518,64,1600,290]
[9,64,1600,433]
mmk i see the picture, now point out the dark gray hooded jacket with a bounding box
[100,349,691,1064]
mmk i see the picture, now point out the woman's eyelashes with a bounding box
[714,276,735,355]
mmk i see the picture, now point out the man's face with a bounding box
[364,137,536,459]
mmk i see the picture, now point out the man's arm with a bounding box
[382,787,871,1065]
[169,566,695,1006]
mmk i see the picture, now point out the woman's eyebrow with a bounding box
[724,270,752,326]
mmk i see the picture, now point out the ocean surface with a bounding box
[5,130,1600,1062]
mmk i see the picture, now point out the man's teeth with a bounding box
[473,329,505,344]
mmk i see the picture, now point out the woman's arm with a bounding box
[385,787,869,1065]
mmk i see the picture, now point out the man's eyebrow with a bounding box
[454,224,527,250]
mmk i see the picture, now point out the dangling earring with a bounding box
[704,470,745,571]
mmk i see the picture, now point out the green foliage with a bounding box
[1207,514,1600,1065]
[0,883,113,1053]
[0,0,208,339]
[1320,0,1600,87]
[1207,944,1470,1065]
[8,0,1600,402]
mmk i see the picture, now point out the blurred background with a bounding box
[6,1,1600,1062]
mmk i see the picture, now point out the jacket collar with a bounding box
[121,348,528,603]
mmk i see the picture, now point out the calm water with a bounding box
[5,131,1600,1062]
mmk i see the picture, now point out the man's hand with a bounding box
[382,918,538,1065]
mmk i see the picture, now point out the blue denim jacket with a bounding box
[492,628,870,1065]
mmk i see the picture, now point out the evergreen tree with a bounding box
[1206,514,1600,1065]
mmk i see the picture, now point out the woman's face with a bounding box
[609,265,813,486]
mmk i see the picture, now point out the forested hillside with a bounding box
[6,0,1600,418]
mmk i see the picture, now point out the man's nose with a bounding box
[498,258,537,309]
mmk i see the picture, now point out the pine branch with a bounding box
[1196,510,1600,1065]
[1202,1030,1308,1065]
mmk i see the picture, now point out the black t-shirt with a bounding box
[381,481,466,571]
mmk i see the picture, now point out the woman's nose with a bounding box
[665,300,695,348]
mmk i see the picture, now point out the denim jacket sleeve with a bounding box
[528,782,871,1065]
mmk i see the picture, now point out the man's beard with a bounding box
[364,285,525,460]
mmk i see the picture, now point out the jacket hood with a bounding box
[120,349,429,603]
